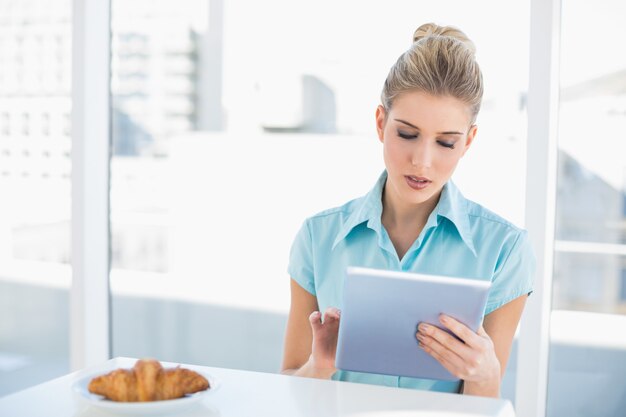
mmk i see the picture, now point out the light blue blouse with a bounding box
[288,171,535,393]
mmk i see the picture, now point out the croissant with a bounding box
[88,359,210,402]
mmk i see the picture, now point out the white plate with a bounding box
[72,371,219,415]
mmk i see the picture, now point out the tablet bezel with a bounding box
[335,266,491,382]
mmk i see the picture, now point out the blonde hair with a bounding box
[381,23,483,123]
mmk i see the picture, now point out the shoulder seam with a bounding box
[309,207,353,220]
[308,197,363,220]
[466,212,521,231]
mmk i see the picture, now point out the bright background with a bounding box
[0,1,625,416]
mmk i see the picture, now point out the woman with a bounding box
[281,23,535,398]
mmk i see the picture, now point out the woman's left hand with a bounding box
[416,314,501,394]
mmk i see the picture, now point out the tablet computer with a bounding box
[335,266,491,382]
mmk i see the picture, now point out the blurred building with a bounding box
[111,0,204,156]
[0,0,201,270]
[0,0,203,158]
[1,0,625,313]
[0,0,72,181]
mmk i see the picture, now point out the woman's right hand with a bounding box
[281,279,340,379]
[307,307,341,372]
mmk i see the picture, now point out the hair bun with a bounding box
[412,22,476,55]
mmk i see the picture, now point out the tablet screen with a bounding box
[335,266,491,381]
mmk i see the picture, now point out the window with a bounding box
[0,0,71,396]
[548,0,626,415]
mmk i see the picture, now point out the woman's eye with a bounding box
[437,140,455,149]
[398,131,417,140]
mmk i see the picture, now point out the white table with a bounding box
[0,357,515,417]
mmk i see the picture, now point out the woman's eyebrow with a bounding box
[394,119,463,135]
[395,119,419,129]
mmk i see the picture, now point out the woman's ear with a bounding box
[462,124,478,156]
[375,105,386,143]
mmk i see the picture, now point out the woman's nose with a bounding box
[411,141,432,168]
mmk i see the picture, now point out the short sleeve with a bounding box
[287,219,316,295]
[485,230,536,315]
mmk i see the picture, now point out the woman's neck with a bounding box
[381,181,441,232]
[381,181,442,261]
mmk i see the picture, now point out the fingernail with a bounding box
[418,323,429,332]
[440,314,448,323]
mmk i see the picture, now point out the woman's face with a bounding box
[376,90,477,209]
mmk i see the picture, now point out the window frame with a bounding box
[70,0,111,370]
[515,0,561,415]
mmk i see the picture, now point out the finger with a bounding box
[438,315,482,347]
[418,333,465,367]
[327,306,341,317]
[323,307,341,323]
[309,311,322,331]
[418,322,472,358]
[419,336,464,378]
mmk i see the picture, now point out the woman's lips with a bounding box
[405,175,432,190]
